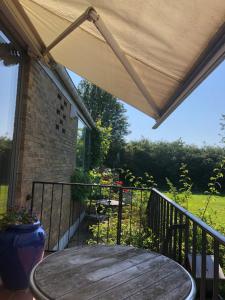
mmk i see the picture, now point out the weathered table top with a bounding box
[30,245,196,300]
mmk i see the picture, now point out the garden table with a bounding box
[30,245,196,300]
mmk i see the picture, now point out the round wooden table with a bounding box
[30,245,196,300]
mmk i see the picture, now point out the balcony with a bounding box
[0,182,224,299]
[32,181,225,299]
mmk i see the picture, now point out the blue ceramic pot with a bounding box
[0,221,45,290]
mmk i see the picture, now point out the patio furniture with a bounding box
[30,245,196,300]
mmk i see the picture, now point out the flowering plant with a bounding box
[0,207,38,230]
[114,180,123,186]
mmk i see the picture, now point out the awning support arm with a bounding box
[43,7,93,56]
[43,7,160,118]
[89,9,160,118]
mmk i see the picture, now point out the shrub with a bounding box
[71,169,90,202]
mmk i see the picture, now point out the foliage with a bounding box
[220,114,225,144]
[0,185,8,215]
[0,207,37,230]
[199,159,225,224]
[89,168,117,185]
[0,137,12,184]
[71,169,91,201]
[88,189,157,249]
[89,120,112,168]
[120,168,157,189]
[166,163,192,209]
[88,211,157,250]
[77,80,129,166]
[0,137,11,152]
[87,169,157,247]
[120,138,225,192]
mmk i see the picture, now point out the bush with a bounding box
[120,139,225,192]
[71,169,90,202]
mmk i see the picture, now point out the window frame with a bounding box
[0,21,25,207]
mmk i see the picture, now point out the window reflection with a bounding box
[0,31,19,215]
[76,119,86,169]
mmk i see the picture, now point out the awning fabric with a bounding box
[2,0,225,127]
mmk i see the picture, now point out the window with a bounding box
[0,31,19,214]
[76,119,86,169]
[76,118,91,170]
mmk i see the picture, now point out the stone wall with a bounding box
[16,58,81,249]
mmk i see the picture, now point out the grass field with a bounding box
[0,185,8,215]
[165,192,225,229]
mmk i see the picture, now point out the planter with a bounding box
[0,221,45,290]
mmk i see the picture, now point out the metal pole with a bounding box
[43,7,93,56]
[116,187,123,245]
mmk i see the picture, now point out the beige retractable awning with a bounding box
[1,0,225,128]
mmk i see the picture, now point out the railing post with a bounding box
[30,181,35,214]
[116,187,123,245]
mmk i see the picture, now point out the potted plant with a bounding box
[0,207,45,290]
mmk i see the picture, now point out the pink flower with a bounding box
[115,180,123,186]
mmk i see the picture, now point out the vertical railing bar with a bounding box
[129,190,133,245]
[96,186,102,244]
[159,196,163,247]
[106,187,111,244]
[139,190,143,233]
[200,230,207,300]
[184,216,189,266]
[47,183,54,251]
[165,200,170,256]
[213,239,219,300]
[192,222,197,279]
[163,199,166,244]
[67,185,73,247]
[169,205,173,257]
[173,209,178,260]
[178,213,183,264]
[40,183,45,224]
[116,187,123,245]
[157,194,161,251]
[57,184,64,251]
[150,191,154,231]
[77,195,82,246]
[31,181,35,214]
[161,197,164,242]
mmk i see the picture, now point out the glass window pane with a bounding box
[76,119,86,169]
[0,31,19,215]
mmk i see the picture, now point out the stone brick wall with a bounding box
[16,58,82,248]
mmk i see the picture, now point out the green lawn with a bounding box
[0,185,8,215]
[165,192,225,229]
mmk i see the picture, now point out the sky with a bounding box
[68,59,225,147]
[0,62,18,139]
[1,41,224,146]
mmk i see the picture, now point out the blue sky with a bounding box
[0,62,18,139]
[1,57,224,146]
[68,60,225,147]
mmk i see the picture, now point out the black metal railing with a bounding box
[31,181,151,251]
[148,188,225,300]
[31,181,225,299]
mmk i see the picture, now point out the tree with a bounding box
[120,138,225,192]
[220,114,225,144]
[77,80,129,166]
[90,120,112,168]
[0,137,12,184]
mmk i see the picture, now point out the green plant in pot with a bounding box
[0,207,45,290]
